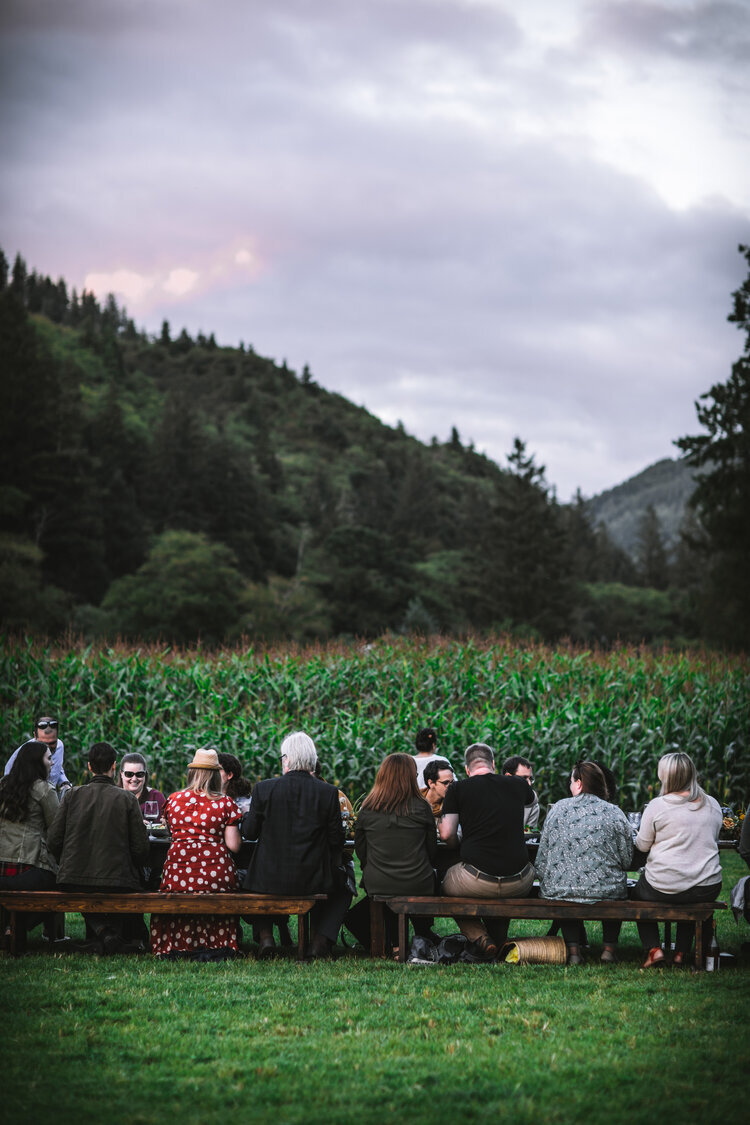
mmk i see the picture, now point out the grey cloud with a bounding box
[581,0,750,63]
[1,0,748,501]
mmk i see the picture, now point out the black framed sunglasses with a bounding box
[36,720,59,730]
[122,770,146,779]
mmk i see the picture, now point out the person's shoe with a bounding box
[308,934,334,960]
[62,937,104,955]
[642,947,666,968]
[101,930,144,955]
[600,946,617,964]
[672,951,689,967]
[473,935,498,961]
[257,934,277,960]
[567,944,585,965]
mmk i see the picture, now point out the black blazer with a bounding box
[241,770,344,894]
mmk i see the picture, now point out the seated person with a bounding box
[631,751,722,968]
[218,752,253,813]
[150,748,242,961]
[413,727,453,788]
[118,753,166,819]
[535,760,632,964]
[5,714,71,795]
[349,753,438,953]
[0,741,59,944]
[242,731,352,959]
[439,742,535,960]
[420,758,454,818]
[502,756,539,828]
[47,741,150,954]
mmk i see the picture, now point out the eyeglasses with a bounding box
[36,721,58,730]
[437,778,453,787]
[122,770,146,779]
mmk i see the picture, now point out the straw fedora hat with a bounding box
[187,748,221,771]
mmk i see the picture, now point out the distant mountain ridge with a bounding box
[585,457,697,559]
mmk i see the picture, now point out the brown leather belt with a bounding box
[463,862,533,885]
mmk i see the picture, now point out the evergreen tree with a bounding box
[675,244,750,646]
[10,253,27,299]
[635,505,670,589]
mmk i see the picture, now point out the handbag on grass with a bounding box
[501,936,566,964]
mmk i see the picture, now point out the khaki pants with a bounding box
[442,862,535,944]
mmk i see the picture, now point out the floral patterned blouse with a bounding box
[535,793,633,902]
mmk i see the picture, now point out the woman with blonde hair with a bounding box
[349,753,437,952]
[632,751,722,968]
[150,748,242,960]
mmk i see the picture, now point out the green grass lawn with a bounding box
[2,854,749,1125]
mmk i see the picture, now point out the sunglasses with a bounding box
[122,770,146,780]
[36,721,58,730]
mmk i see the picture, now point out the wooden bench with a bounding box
[370,895,728,967]
[0,891,326,959]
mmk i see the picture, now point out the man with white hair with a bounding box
[241,731,351,959]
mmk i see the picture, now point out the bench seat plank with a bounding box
[370,895,727,965]
[0,891,326,958]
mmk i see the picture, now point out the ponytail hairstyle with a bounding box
[571,760,609,801]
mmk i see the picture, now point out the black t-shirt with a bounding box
[442,772,533,876]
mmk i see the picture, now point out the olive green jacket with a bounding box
[0,779,59,872]
[47,775,149,888]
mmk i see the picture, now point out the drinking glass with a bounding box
[143,800,160,824]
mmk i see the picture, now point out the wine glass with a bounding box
[143,800,160,825]
[627,811,642,836]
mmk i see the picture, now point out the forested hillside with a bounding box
[0,249,711,645]
[586,458,696,558]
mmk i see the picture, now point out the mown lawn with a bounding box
[2,855,748,1125]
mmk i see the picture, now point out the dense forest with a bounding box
[1,245,747,647]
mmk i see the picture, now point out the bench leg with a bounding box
[370,900,386,959]
[695,919,703,969]
[297,912,307,961]
[398,913,408,963]
[9,912,26,957]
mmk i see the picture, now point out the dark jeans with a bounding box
[57,883,148,945]
[247,886,353,946]
[0,866,56,935]
[630,874,722,954]
[560,919,621,947]
[344,895,438,952]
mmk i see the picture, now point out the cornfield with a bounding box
[1,636,748,813]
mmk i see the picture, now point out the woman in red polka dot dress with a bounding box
[150,748,242,960]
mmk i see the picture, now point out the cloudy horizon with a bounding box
[2,0,748,500]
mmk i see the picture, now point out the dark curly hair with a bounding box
[0,741,51,823]
[217,752,252,800]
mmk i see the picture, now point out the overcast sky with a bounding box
[2,0,748,499]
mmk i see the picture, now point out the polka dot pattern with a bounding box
[150,789,242,956]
